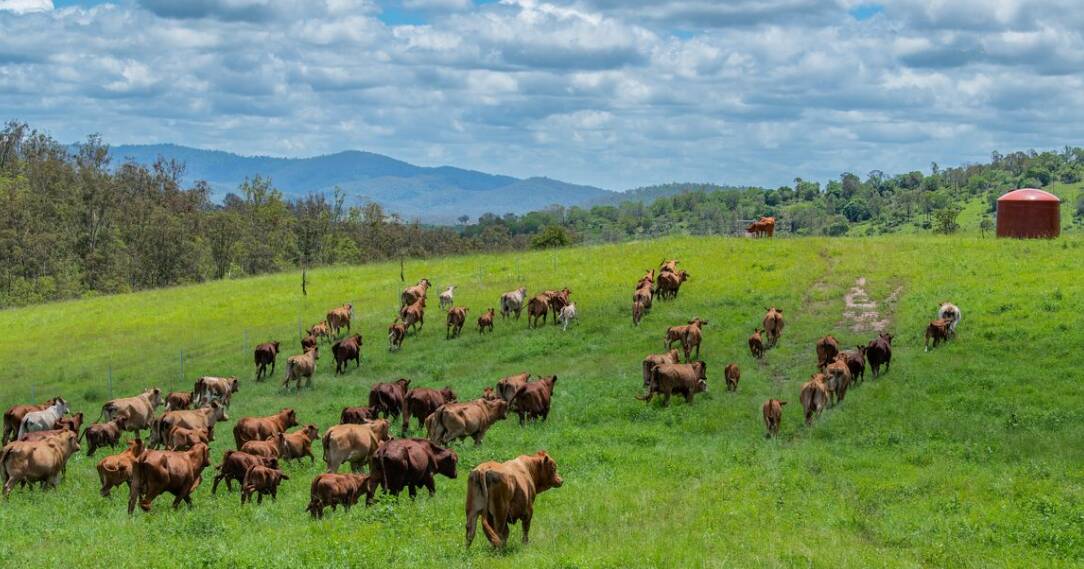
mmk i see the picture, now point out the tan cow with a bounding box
[426,398,508,446]
[322,419,390,473]
[97,438,144,497]
[825,354,852,406]
[681,318,707,362]
[401,278,432,308]
[762,399,786,437]
[762,307,784,348]
[193,376,239,408]
[799,374,829,426]
[496,372,531,402]
[816,335,841,370]
[100,388,162,433]
[1,430,80,496]
[388,319,407,352]
[283,347,318,390]
[157,402,229,444]
[327,303,353,337]
[465,450,564,548]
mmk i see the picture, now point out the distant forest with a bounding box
[2,121,1083,307]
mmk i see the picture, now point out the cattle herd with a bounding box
[0,258,962,551]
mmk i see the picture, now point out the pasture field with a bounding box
[0,235,1081,568]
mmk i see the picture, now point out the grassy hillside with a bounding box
[0,236,1081,568]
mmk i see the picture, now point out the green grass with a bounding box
[1,235,1082,568]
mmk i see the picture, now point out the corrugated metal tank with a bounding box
[996,188,1061,239]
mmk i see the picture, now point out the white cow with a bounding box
[17,398,69,439]
[558,303,577,331]
[938,302,961,336]
[500,287,528,320]
[439,286,456,311]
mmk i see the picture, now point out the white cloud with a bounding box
[0,0,51,14]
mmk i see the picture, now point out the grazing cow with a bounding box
[166,426,209,451]
[496,372,531,402]
[938,302,961,336]
[545,288,572,325]
[558,303,577,331]
[656,270,689,300]
[332,334,363,375]
[825,355,852,405]
[370,438,458,498]
[309,321,332,343]
[254,341,280,381]
[799,374,829,426]
[369,379,411,420]
[925,319,950,352]
[240,438,280,459]
[762,307,784,348]
[842,346,867,385]
[193,376,239,408]
[17,398,69,439]
[749,328,765,359]
[632,300,645,326]
[642,350,681,390]
[283,347,318,390]
[526,295,549,329]
[500,287,528,320]
[212,451,279,494]
[747,216,776,238]
[97,438,143,497]
[403,387,457,435]
[233,408,298,449]
[815,335,841,370]
[241,464,289,505]
[157,402,229,444]
[477,308,495,334]
[866,332,893,377]
[439,286,456,311]
[81,414,129,456]
[639,362,707,406]
[400,297,426,334]
[388,319,407,352]
[301,333,317,353]
[307,473,375,518]
[128,443,211,513]
[327,304,353,337]
[1,430,80,496]
[724,363,740,392]
[3,399,59,445]
[340,406,375,425]
[509,376,557,425]
[401,278,432,308]
[164,391,193,411]
[681,318,707,362]
[102,389,162,435]
[322,420,390,473]
[465,450,564,548]
[446,307,468,339]
[425,398,508,447]
[762,399,785,437]
[276,424,320,463]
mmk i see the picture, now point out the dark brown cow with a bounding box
[526,295,548,329]
[301,334,317,353]
[369,379,411,420]
[639,362,708,406]
[866,332,893,377]
[254,341,280,381]
[465,450,564,548]
[749,328,765,359]
[127,443,211,513]
[545,288,571,325]
[403,387,457,435]
[762,307,784,347]
[97,438,143,497]
[211,450,280,494]
[276,424,320,463]
[81,414,129,456]
[370,438,458,498]
[164,391,193,411]
[241,464,289,505]
[762,399,786,437]
[332,334,363,375]
[446,307,468,339]
[724,363,740,392]
[388,319,407,352]
[642,350,680,389]
[925,319,950,352]
[477,308,495,334]
[815,335,841,370]
[340,406,375,424]
[307,472,375,518]
[3,399,58,445]
[843,346,867,385]
[509,376,557,425]
[233,408,298,449]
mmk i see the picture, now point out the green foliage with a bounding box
[530,225,571,249]
[934,207,962,234]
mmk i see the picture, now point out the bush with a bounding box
[934,207,961,234]
[531,226,571,249]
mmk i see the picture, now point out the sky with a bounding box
[1,1,1083,191]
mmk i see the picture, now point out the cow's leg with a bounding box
[662,389,672,407]
[518,411,526,426]
[522,508,533,544]
[257,492,264,504]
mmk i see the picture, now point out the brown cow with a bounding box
[762,307,784,348]
[642,350,680,389]
[301,333,317,353]
[799,374,829,426]
[193,376,239,408]
[164,391,193,411]
[309,321,332,343]
[97,438,144,497]
[283,347,318,390]
[825,354,852,406]
[816,335,841,370]
[633,283,653,310]
[211,450,279,494]
[659,259,678,274]
[157,401,229,444]
[681,318,707,362]
[166,426,209,451]
[233,408,298,449]
[866,332,893,377]
[465,450,564,548]
[526,295,549,329]
[925,319,950,352]
[495,372,530,402]
[340,406,375,424]
[749,328,765,359]
[327,303,353,337]
[82,414,129,456]
[241,464,289,505]
[387,319,407,352]
[762,399,786,437]
[401,278,431,308]
[403,387,457,435]
[724,363,740,392]
[54,412,83,434]
[254,341,280,381]
[1,430,80,496]
[446,307,468,339]
[369,379,411,420]
[843,346,867,385]
[509,376,557,425]
[332,334,363,375]
[307,472,375,518]
[100,388,162,433]
[747,216,776,238]
[656,270,689,300]
[400,297,426,334]
[240,438,280,459]
[3,399,61,446]
[639,361,707,406]
[370,438,458,498]
[322,420,390,473]
[276,424,320,463]
[426,398,508,446]
[664,322,691,352]
[128,443,211,513]
[477,308,495,334]
[545,288,571,325]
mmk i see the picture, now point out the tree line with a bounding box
[2,121,1082,307]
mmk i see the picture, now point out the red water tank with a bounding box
[996,188,1060,239]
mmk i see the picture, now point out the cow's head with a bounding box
[272,341,280,351]
[482,387,498,401]
[279,408,298,428]
[434,445,458,479]
[395,378,411,392]
[210,401,229,422]
[190,443,212,468]
[370,419,391,441]
[534,451,563,490]
[440,387,458,403]
[228,378,239,393]
[148,388,163,407]
[487,398,509,420]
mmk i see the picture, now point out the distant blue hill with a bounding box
[104,144,615,223]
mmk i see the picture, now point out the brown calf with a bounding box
[762,399,786,438]
[477,308,495,334]
[724,363,740,392]
[241,464,289,505]
[749,328,765,359]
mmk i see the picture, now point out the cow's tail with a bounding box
[321,431,331,465]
